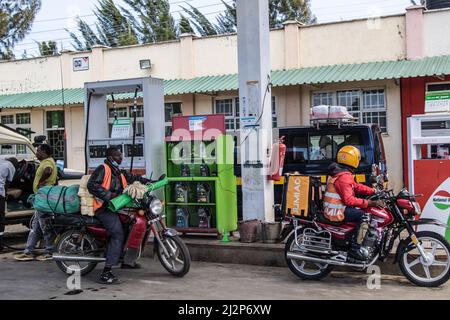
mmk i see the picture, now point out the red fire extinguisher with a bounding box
[269,136,286,181]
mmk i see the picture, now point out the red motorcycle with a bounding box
[51,177,191,278]
[284,187,450,287]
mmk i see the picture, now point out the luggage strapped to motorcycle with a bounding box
[45,185,68,214]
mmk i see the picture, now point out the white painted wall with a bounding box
[301,15,406,67]
[424,8,450,57]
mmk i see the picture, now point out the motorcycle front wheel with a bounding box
[398,231,450,287]
[55,230,98,276]
[285,231,334,280]
[155,235,191,277]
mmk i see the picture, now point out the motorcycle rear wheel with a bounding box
[55,230,98,276]
[156,235,191,277]
[398,231,450,287]
[285,231,334,280]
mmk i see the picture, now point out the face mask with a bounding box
[109,158,120,168]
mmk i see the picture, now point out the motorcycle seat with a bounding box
[52,214,103,227]
[316,213,346,226]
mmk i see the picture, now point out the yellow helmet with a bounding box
[337,145,361,169]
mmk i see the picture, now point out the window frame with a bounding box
[0,111,33,156]
[311,87,388,133]
[164,101,183,136]
[214,95,278,132]
[426,81,450,92]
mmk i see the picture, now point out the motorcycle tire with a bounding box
[55,230,98,276]
[285,231,334,281]
[398,231,450,287]
[155,235,191,277]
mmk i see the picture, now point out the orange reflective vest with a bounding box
[93,164,128,212]
[323,176,346,222]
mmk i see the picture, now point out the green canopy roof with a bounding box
[1,54,449,109]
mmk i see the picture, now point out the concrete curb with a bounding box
[144,237,404,277]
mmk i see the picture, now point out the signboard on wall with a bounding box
[73,57,89,71]
[425,90,450,113]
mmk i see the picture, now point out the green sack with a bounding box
[29,185,81,215]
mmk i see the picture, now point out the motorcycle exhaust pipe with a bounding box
[52,254,106,263]
[286,251,367,268]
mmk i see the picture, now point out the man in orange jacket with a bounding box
[87,146,150,284]
[323,146,384,260]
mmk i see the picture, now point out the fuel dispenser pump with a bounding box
[84,77,165,178]
[407,114,450,240]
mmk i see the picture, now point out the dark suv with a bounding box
[235,123,387,220]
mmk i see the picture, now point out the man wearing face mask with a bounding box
[87,146,151,284]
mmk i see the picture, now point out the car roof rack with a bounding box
[310,117,359,130]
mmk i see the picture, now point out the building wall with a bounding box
[424,8,450,57]
[300,15,406,67]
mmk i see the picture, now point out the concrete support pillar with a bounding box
[91,45,106,81]
[283,20,303,69]
[285,86,302,126]
[180,34,196,79]
[405,5,425,60]
[237,0,274,222]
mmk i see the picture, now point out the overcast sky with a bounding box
[15,0,413,57]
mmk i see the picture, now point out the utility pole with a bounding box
[237,0,274,222]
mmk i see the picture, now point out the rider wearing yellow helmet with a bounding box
[323,145,384,260]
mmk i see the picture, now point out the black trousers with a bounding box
[95,208,124,267]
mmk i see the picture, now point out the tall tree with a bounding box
[37,40,57,56]
[179,14,194,35]
[68,0,138,50]
[121,0,177,43]
[215,0,237,34]
[180,4,218,36]
[0,0,41,60]
[183,0,316,34]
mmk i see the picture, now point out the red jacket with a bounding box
[330,166,375,209]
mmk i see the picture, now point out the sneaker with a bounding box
[121,262,141,269]
[35,253,53,261]
[14,252,35,261]
[98,271,120,285]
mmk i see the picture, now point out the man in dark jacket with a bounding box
[87,146,150,284]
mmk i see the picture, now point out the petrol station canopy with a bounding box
[1,54,450,109]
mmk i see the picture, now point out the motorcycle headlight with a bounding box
[150,199,163,215]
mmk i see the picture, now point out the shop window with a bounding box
[216,96,278,132]
[1,115,14,125]
[165,102,183,136]
[312,92,334,106]
[313,89,387,132]
[0,113,32,156]
[46,110,65,129]
[16,113,31,125]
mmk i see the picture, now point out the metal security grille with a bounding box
[47,129,65,160]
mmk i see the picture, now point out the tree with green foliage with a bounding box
[68,0,138,50]
[183,0,316,34]
[121,0,177,42]
[180,4,218,36]
[0,0,41,60]
[37,40,58,56]
[179,14,194,35]
[215,0,237,34]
